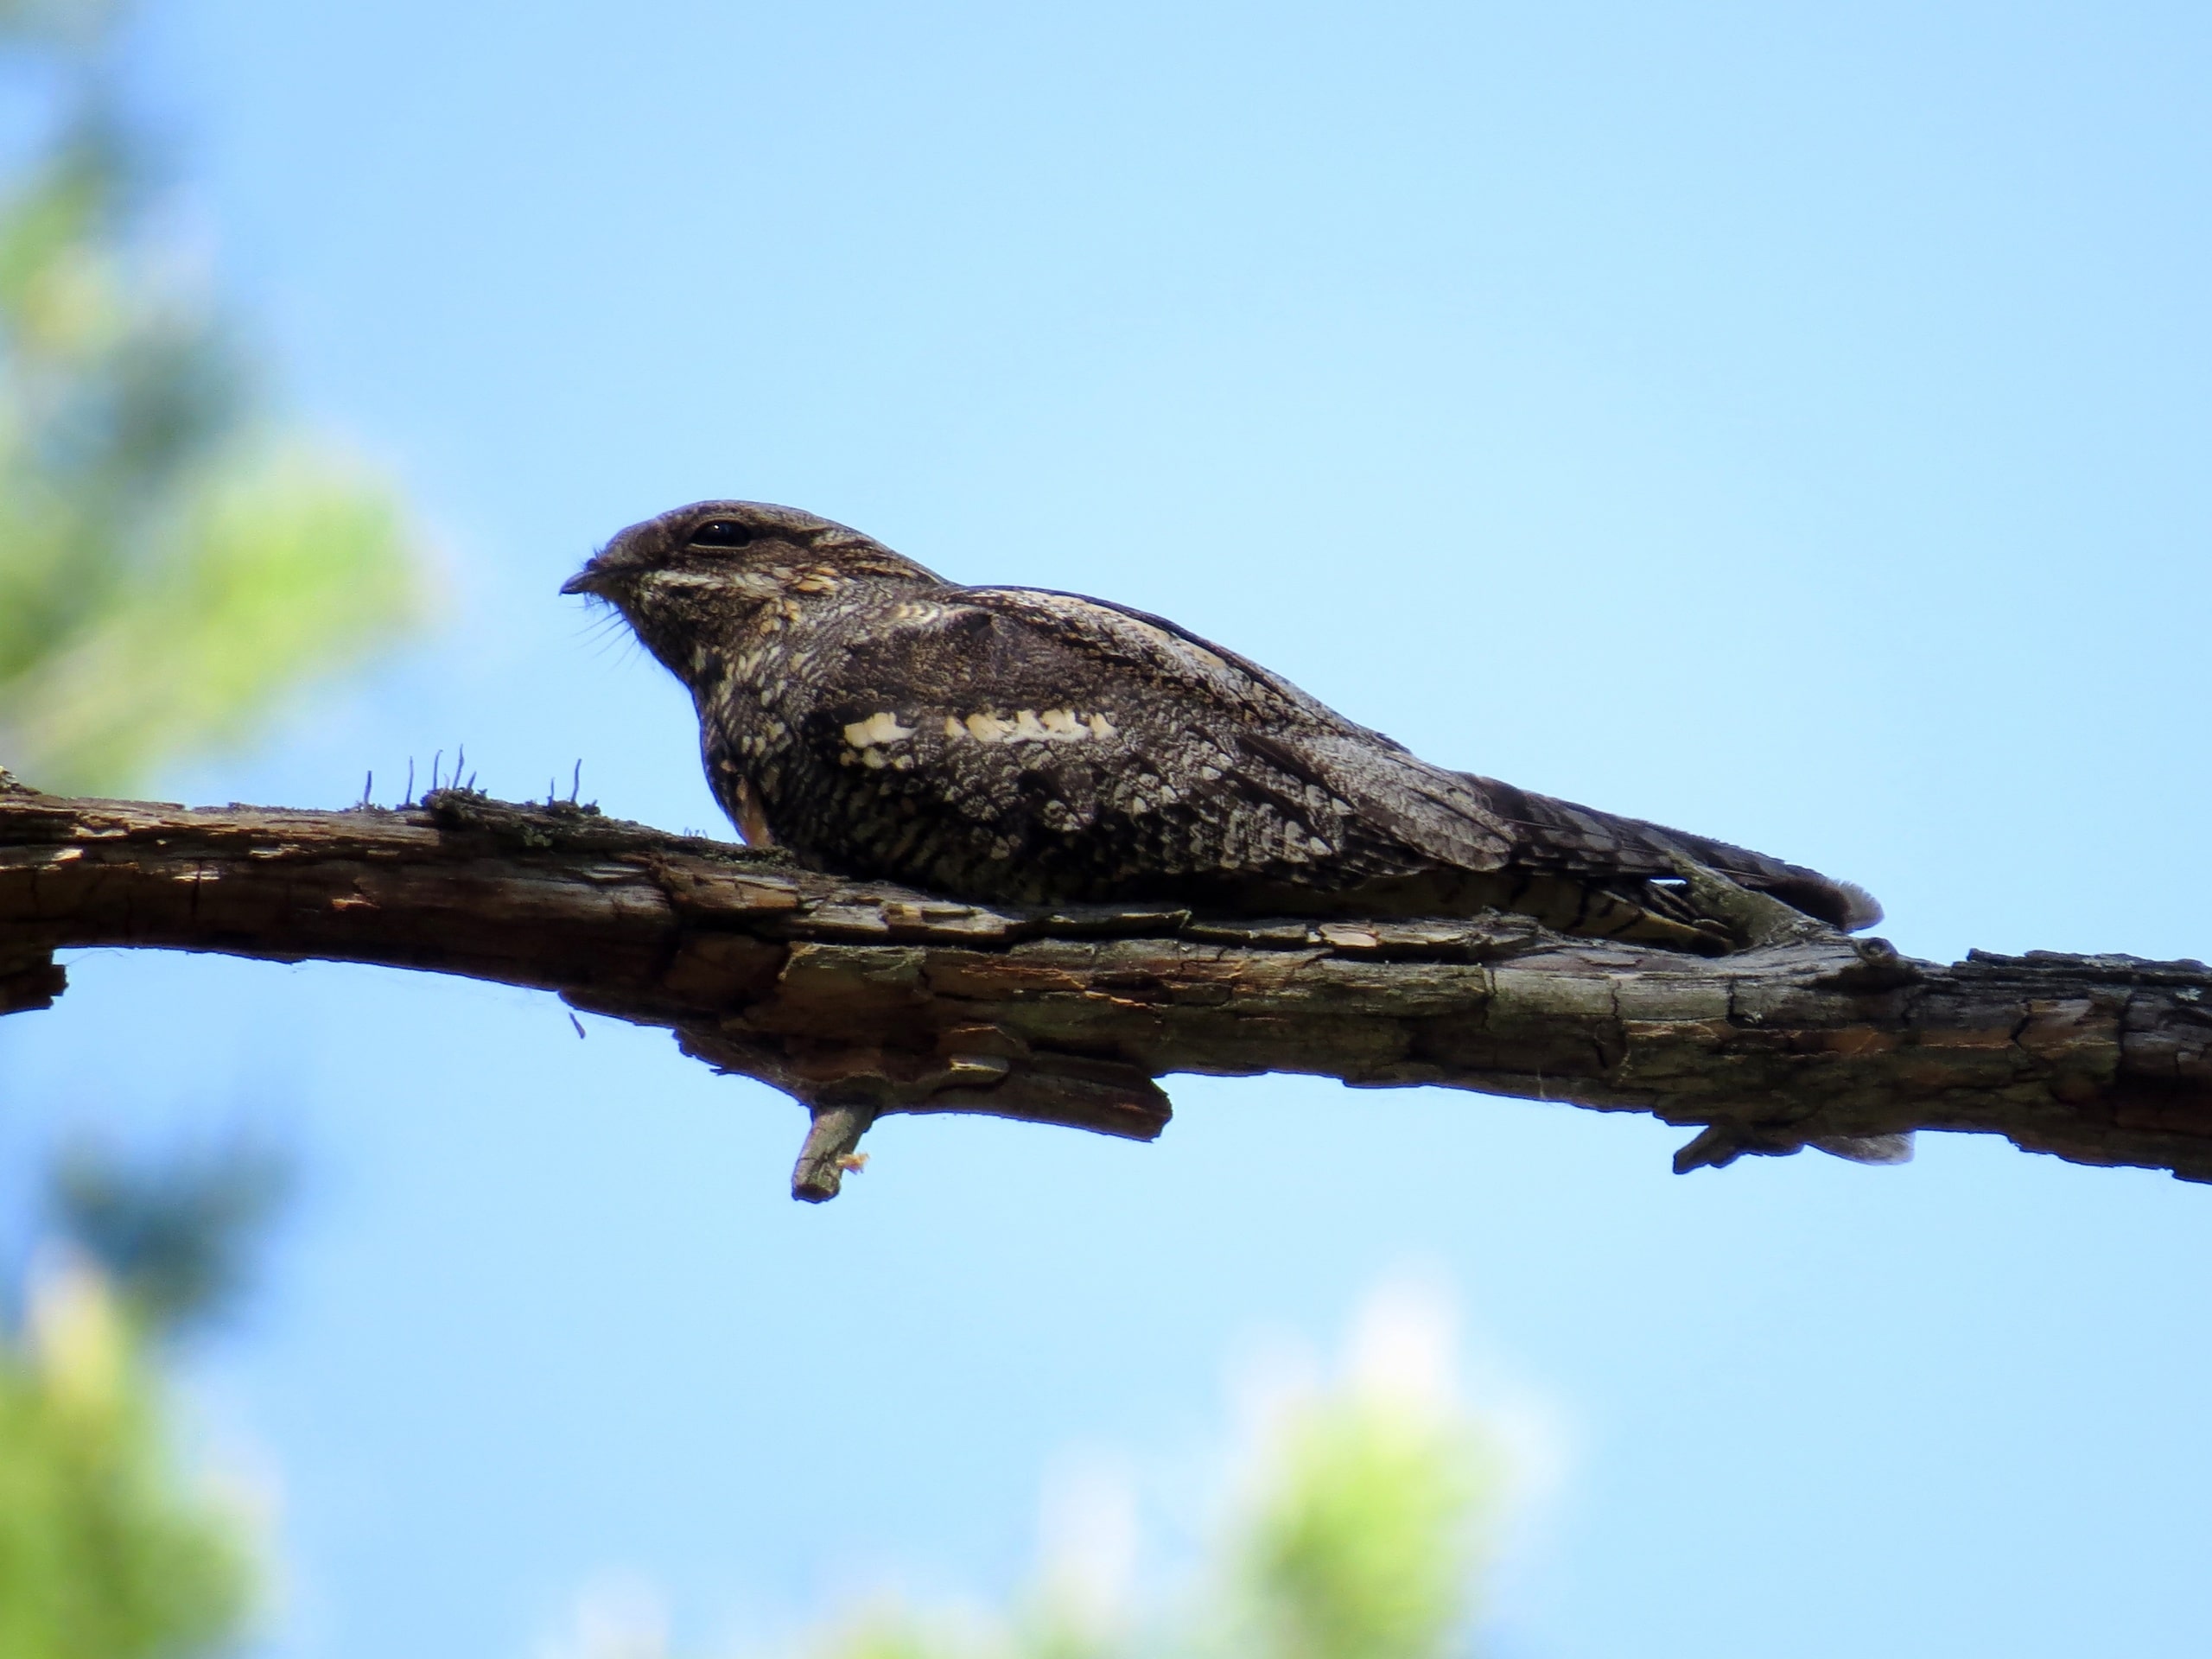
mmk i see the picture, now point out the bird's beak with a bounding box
[560,565,602,597]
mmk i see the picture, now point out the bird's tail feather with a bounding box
[1457,773,1883,932]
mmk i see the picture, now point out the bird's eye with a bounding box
[688,519,753,548]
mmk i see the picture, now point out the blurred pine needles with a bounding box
[544,1287,1503,1659]
[810,1332,1496,1659]
[1227,1387,1490,1659]
[0,1253,257,1659]
[0,5,420,1654]
[0,0,426,795]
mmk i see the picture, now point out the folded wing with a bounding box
[833,585,1878,930]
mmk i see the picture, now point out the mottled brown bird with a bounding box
[563,500,1878,952]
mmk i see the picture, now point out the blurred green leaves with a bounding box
[2,442,423,791]
[0,4,410,1654]
[0,0,426,795]
[545,1286,1501,1659]
[0,1258,256,1659]
[0,1139,285,1659]
[1229,1391,1487,1659]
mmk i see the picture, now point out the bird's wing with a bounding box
[919,587,1527,871]
[944,588,1337,724]
[836,587,1878,925]
[1274,722,1880,926]
[976,591,1726,876]
[795,586,1391,889]
[1447,768,1881,925]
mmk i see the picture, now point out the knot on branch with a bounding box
[673,1020,1172,1201]
[0,949,64,1014]
[1672,1122,1916,1173]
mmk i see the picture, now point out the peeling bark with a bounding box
[2,779,2207,1201]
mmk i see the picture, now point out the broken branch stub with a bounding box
[0,779,2207,1200]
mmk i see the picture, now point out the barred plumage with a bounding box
[564,500,1878,952]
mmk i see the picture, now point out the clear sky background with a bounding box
[5,2,2212,1655]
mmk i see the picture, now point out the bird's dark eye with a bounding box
[688,519,753,548]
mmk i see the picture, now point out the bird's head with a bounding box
[562,499,943,669]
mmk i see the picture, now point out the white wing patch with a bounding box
[949,708,1115,745]
[843,711,918,747]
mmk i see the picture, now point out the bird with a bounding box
[563,500,1879,953]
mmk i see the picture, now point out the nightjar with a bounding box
[563,500,1878,952]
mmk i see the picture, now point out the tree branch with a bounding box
[3,778,2207,1200]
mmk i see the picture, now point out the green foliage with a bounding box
[1229,1395,1486,1659]
[0,1140,283,1659]
[0,3,407,1652]
[0,0,425,794]
[812,1613,982,1659]
[2,442,423,791]
[612,1307,1497,1659]
[0,1260,255,1659]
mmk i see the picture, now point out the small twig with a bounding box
[791,1103,876,1203]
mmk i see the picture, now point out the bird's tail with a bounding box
[1647,823,1883,931]
[1459,773,1883,933]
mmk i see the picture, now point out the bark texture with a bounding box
[3,779,2207,1201]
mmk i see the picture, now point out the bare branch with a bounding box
[3,778,2206,1200]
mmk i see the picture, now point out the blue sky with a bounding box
[6,1,2212,1654]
